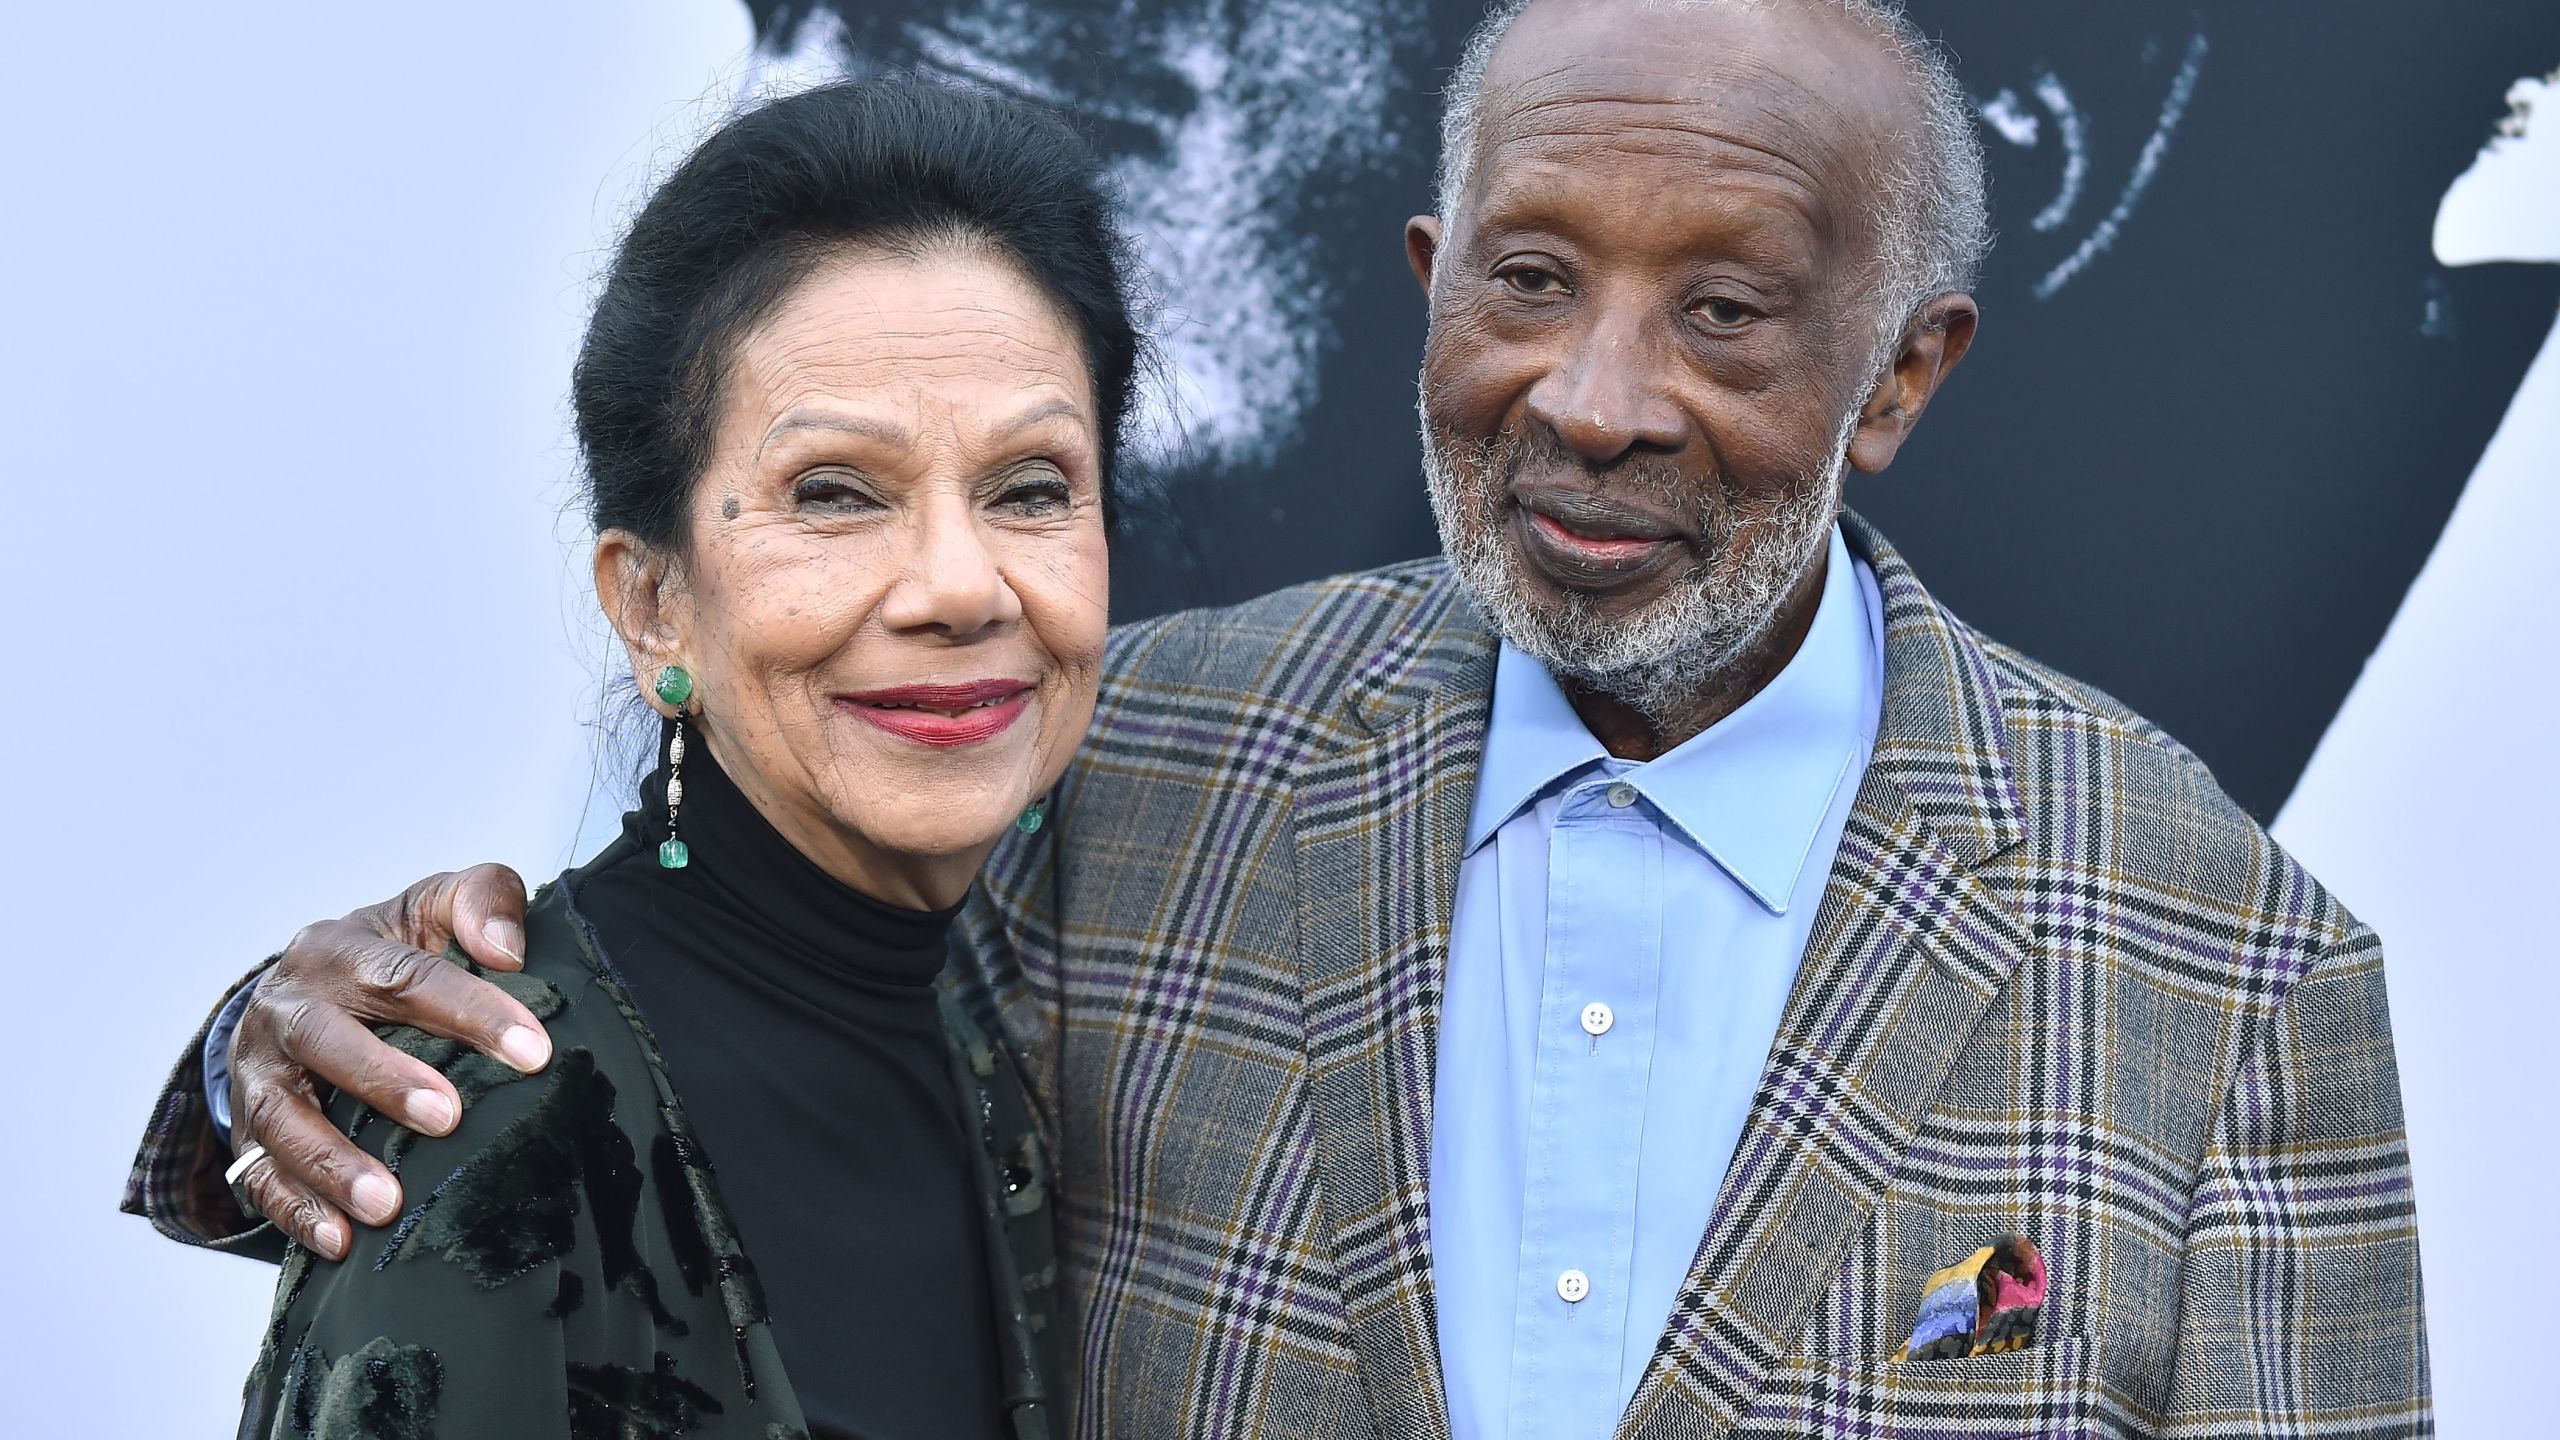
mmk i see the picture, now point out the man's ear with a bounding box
[1405,215,1442,295]
[592,530,685,705]
[1848,292,1980,474]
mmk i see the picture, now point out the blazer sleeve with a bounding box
[2163,923,2434,1436]
[120,958,289,1260]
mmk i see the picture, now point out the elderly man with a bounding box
[128,1,2429,1435]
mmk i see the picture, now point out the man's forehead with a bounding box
[1475,0,1912,199]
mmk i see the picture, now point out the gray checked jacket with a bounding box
[952,512,2430,1439]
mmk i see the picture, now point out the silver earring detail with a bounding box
[660,716,691,869]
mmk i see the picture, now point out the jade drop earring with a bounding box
[656,665,694,869]
[1015,798,1047,835]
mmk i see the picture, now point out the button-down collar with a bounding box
[1464,524,1880,914]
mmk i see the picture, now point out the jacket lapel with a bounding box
[1292,575,1493,1440]
[1616,515,2034,1440]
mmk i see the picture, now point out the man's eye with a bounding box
[792,470,883,511]
[1695,297,1757,329]
[1498,265,1567,296]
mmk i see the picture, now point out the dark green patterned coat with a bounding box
[238,882,1059,1440]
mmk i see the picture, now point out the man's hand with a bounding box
[227,863,546,1259]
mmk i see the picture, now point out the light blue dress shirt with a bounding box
[1430,525,1885,1440]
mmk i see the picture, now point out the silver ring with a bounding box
[223,1141,273,1188]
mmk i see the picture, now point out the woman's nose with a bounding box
[877,497,1023,638]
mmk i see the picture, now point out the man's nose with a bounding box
[1522,310,1689,464]
[877,494,1023,639]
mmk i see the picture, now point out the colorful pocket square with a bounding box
[1891,1234,2046,1362]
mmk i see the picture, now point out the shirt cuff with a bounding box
[202,974,258,1146]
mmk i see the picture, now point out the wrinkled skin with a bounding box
[216,0,1973,1257]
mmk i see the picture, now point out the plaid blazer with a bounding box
[955,512,2430,1440]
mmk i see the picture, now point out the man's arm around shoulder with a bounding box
[120,864,552,1260]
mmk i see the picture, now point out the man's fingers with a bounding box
[238,1157,351,1261]
[442,863,531,972]
[349,934,551,1071]
[276,933,551,1077]
[239,1070,403,1230]
[261,992,463,1135]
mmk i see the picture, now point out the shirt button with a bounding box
[1557,1269,1591,1304]
[1580,1001,1615,1037]
[1606,782,1638,809]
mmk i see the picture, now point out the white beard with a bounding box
[1420,397,1856,725]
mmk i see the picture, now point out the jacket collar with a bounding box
[1839,510,2027,869]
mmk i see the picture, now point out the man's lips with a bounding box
[1526,508,1668,562]
[1508,480,1695,581]
[834,680,1035,748]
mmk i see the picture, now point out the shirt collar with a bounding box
[1464,524,1882,914]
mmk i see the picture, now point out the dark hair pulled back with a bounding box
[574,78,1142,547]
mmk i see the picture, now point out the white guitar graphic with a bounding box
[2275,68,2560,1434]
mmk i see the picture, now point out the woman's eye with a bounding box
[792,470,883,512]
[1498,264,1568,297]
[997,468,1075,516]
[1695,296,1757,329]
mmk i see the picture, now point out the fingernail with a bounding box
[406,1089,457,1134]
[313,1216,347,1257]
[483,917,526,966]
[498,1025,550,1072]
[353,1173,401,1223]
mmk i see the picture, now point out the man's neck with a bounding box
[1561,548,1831,762]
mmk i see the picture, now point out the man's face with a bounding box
[1411,0,1916,710]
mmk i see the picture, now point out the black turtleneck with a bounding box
[561,721,1006,1440]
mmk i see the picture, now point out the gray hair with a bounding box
[1432,0,1989,363]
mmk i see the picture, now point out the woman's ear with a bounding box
[593,530,686,706]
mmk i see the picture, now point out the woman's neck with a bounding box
[689,725,992,912]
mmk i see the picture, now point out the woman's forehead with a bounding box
[728,253,1098,431]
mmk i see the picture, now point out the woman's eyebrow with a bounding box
[991,397,1093,440]
[758,408,910,460]
[757,398,1090,460]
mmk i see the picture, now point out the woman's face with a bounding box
[600,245,1110,907]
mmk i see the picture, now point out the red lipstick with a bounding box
[835,679,1034,748]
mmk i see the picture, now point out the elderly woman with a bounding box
[224,78,1136,1440]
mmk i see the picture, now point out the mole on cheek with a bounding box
[721,493,741,521]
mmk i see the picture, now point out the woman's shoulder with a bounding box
[344,881,663,1155]
[243,879,806,1438]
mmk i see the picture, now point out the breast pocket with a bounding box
[1728,1336,2102,1440]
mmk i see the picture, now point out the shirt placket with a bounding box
[1506,771,1664,1439]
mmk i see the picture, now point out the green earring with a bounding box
[654,664,694,708]
[653,666,696,869]
[659,716,691,870]
[1015,798,1047,835]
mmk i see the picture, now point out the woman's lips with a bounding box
[834,680,1034,748]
